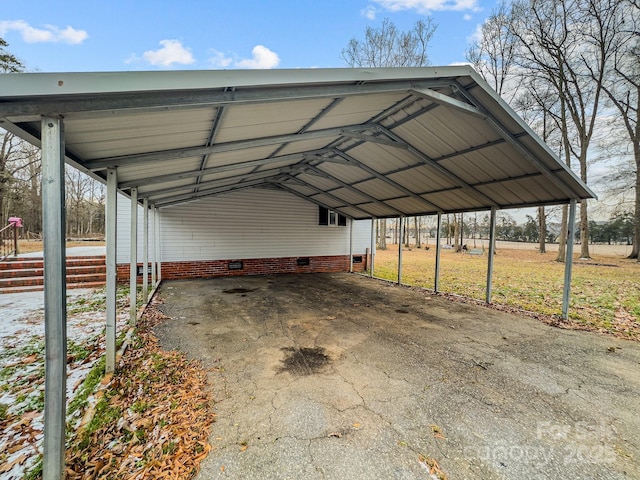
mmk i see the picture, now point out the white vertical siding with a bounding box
[116,189,372,263]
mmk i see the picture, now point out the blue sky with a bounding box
[1,0,495,72]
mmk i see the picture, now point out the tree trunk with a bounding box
[556,204,568,263]
[538,206,546,253]
[579,201,590,259]
[379,219,387,250]
[631,142,640,260]
[414,216,421,248]
[453,214,461,252]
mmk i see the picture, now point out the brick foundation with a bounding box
[117,254,368,282]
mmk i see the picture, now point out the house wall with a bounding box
[115,189,374,280]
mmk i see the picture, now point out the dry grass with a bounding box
[16,240,105,254]
[374,244,640,339]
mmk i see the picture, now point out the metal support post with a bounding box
[41,115,67,480]
[13,223,19,255]
[155,208,162,283]
[397,216,404,285]
[142,198,149,303]
[562,199,577,319]
[129,188,138,325]
[349,218,354,273]
[370,218,375,277]
[151,206,157,287]
[435,213,442,292]
[105,168,117,373]
[486,207,497,304]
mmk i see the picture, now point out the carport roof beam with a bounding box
[118,151,320,189]
[154,176,277,208]
[302,164,407,216]
[330,149,444,212]
[278,174,372,218]
[85,124,374,171]
[0,79,444,118]
[138,166,292,199]
[377,126,500,208]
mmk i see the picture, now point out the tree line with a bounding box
[2,0,638,254]
[344,0,639,262]
[1,39,106,239]
[378,209,635,250]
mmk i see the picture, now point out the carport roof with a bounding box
[0,66,594,219]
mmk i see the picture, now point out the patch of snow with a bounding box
[0,286,129,479]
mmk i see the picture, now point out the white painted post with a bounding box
[435,213,442,293]
[129,188,138,325]
[105,168,117,373]
[41,115,67,480]
[486,207,497,304]
[562,199,577,319]
[142,197,149,303]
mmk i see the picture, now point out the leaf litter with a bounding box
[65,299,216,479]
[0,290,215,480]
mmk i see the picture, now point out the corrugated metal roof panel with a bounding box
[215,98,331,143]
[308,92,410,131]
[65,108,215,159]
[354,178,406,199]
[0,66,595,215]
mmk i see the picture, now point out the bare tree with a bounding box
[466,1,518,99]
[342,18,437,68]
[595,0,640,259]
[342,18,437,250]
[0,133,20,221]
[509,0,624,260]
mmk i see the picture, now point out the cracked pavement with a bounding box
[154,273,640,479]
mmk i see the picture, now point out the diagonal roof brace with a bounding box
[329,149,444,212]
[302,164,407,216]
[277,174,373,218]
[410,87,486,119]
[452,80,598,200]
[375,125,500,208]
[339,130,409,149]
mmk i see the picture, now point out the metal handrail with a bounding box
[0,222,19,261]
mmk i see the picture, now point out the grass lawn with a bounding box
[16,239,105,254]
[373,244,640,339]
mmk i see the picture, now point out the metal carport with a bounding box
[0,66,594,478]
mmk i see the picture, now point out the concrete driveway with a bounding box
[154,273,640,480]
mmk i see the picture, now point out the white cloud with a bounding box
[373,0,480,13]
[467,23,483,44]
[142,39,195,67]
[0,20,88,44]
[209,50,234,68]
[208,45,281,70]
[463,13,472,20]
[362,6,377,19]
[235,45,280,69]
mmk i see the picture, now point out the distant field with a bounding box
[373,243,640,339]
[16,239,105,254]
